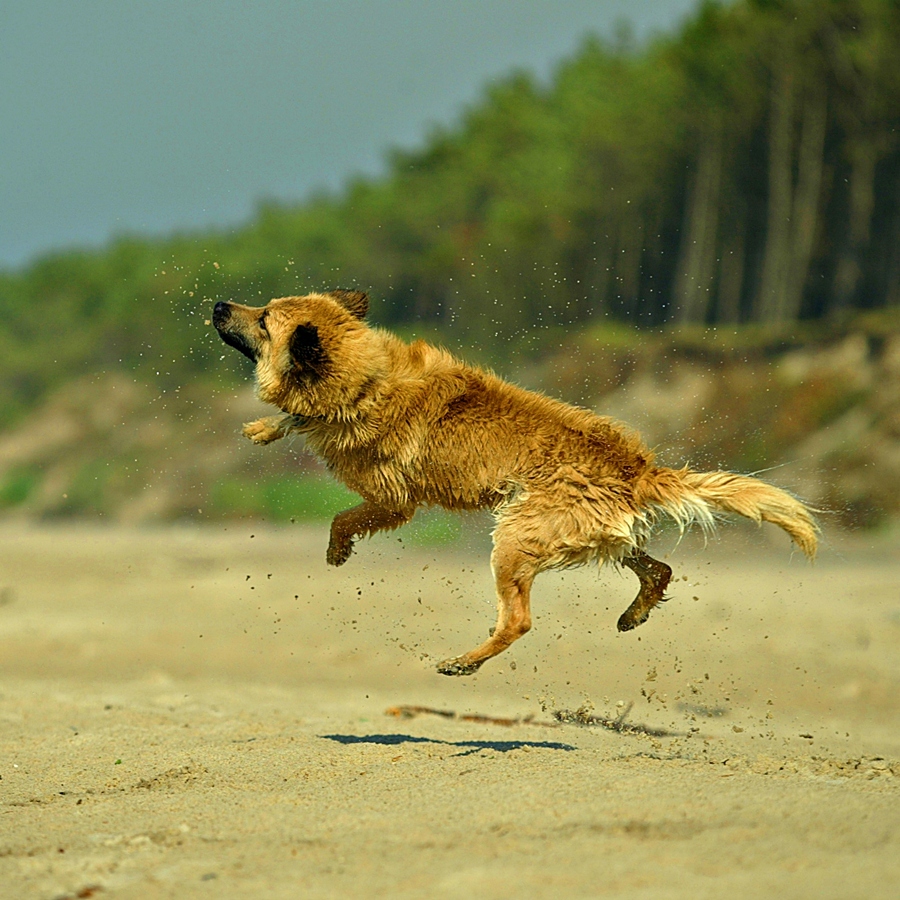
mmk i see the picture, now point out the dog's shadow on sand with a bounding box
[320,733,576,757]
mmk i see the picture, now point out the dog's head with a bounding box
[213,289,382,418]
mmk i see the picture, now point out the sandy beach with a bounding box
[1,521,898,899]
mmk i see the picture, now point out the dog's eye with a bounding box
[259,315,269,335]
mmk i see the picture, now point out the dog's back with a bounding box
[308,331,655,516]
[305,327,816,562]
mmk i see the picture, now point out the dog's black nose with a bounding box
[212,301,231,328]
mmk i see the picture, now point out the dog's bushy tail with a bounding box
[636,467,818,559]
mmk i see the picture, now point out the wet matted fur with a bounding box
[213,290,818,676]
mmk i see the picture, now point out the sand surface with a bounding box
[0,521,898,899]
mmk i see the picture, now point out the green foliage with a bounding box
[208,475,464,545]
[56,459,113,516]
[0,467,41,508]
[210,475,361,522]
[402,509,464,548]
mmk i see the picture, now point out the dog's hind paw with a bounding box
[436,656,483,677]
[326,539,353,567]
[616,607,650,632]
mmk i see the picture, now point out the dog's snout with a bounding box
[213,300,258,362]
[212,301,231,328]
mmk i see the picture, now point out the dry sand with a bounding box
[0,520,898,899]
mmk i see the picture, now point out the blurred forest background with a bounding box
[1,0,899,531]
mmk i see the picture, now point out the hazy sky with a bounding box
[1,0,699,269]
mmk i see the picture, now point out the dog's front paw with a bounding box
[326,538,354,567]
[436,655,484,677]
[242,418,284,445]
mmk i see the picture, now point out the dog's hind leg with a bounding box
[327,501,413,566]
[617,552,673,632]
[437,531,538,676]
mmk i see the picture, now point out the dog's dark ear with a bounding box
[289,323,327,376]
[328,289,369,319]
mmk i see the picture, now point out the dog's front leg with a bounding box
[242,414,304,445]
[326,501,413,566]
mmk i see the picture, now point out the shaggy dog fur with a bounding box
[213,290,817,676]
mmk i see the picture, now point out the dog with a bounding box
[213,290,817,676]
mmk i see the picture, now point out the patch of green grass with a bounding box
[0,467,41,508]
[210,474,360,521]
[404,508,463,547]
[210,474,465,545]
[53,460,112,516]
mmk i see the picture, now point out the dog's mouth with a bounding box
[213,301,258,362]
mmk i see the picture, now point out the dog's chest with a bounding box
[309,431,412,504]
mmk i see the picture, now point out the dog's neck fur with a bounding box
[262,329,462,448]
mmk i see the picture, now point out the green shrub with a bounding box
[403,508,463,547]
[0,467,41,508]
[209,474,465,545]
[210,474,359,521]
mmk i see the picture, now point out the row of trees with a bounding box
[352,0,900,330]
[2,0,900,424]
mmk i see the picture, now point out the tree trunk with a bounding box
[782,86,827,321]
[717,222,746,324]
[585,230,614,318]
[884,171,900,308]
[674,126,723,324]
[756,65,796,324]
[833,140,878,312]
[614,214,645,321]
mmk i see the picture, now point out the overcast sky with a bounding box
[1,0,699,269]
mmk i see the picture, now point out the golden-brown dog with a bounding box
[213,290,817,675]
